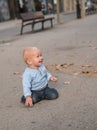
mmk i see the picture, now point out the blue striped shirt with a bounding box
[22,65,52,97]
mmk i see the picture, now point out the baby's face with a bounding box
[29,48,43,68]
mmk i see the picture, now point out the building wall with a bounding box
[63,0,76,13]
[0,0,10,21]
[0,0,76,22]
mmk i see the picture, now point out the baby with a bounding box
[21,47,59,107]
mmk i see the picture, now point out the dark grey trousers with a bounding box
[21,86,59,104]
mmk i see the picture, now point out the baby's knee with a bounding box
[51,88,59,99]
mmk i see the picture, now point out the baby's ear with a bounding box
[26,59,32,65]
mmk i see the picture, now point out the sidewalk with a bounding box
[0,12,76,43]
[0,19,21,31]
[0,12,76,31]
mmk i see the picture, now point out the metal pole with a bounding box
[56,0,60,24]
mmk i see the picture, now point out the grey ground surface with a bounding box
[0,13,97,130]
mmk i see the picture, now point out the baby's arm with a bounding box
[45,66,58,82]
[22,71,33,107]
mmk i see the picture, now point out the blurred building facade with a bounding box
[63,0,76,13]
[0,0,76,22]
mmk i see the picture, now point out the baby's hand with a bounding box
[25,96,33,107]
[50,76,58,82]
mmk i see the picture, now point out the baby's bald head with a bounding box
[23,47,43,65]
[23,47,37,62]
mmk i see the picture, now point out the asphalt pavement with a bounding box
[0,12,97,130]
[0,12,76,43]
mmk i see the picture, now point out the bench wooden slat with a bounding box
[20,11,44,21]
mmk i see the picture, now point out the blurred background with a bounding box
[0,0,97,22]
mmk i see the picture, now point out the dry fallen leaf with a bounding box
[81,65,92,68]
[63,81,70,85]
[55,64,62,70]
[82,71,90,74]
[46,63,97,77]
[73,72,81,76]
[81,70,97,76]
[13,72,21,75]
[60,63,74,68]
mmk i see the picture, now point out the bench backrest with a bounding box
[20,11,44,22]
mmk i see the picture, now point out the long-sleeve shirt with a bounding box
[22,65,52,97]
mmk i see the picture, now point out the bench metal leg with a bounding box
[42,21,44,30]
[32,23,34,31]
[51,19,53,28]
[20,24,23,35]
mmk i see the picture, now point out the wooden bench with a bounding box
[20,11,55,35]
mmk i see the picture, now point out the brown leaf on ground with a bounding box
[63,81,70,85]
[73,72,81,76]
[81,70,97,76]
[60,63,74,68]
[55,64,62,70]
[46,64,62,72]
[13,72,21,75]
[81,65,92,68]
[46,63,97,77]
